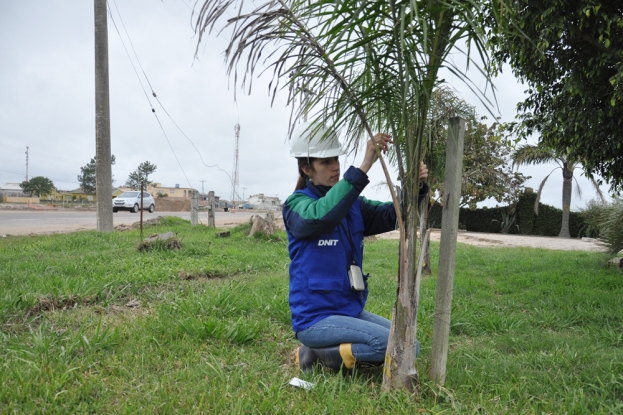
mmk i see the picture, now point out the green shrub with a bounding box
[577,199,606,238]
[599,198,623,254]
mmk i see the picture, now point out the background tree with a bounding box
[125,161,157,190]
[78,155,116,194]
[511,144,604,238]
[19,176,56,198]
[195,0,511,391]
[490,0,623,191]
[418,89,528,273]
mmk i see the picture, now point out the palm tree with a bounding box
[194,0,513,390]
[511,144,604,238]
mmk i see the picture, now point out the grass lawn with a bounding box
[0,217,621,414]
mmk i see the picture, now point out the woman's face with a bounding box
[305,157,340,187]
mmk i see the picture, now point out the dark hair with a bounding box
[295,157,316,190]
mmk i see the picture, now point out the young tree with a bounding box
[125,161,157,190]
[511,144,604,238]
[19,176,56,198]
[78,155,116,194]
[490,0,623,191]
[195,0,511,391]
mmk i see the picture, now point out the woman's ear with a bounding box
[301,164,313,177]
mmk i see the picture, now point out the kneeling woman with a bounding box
[282,122,428,372]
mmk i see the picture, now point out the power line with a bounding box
[0,168,82,185]
[107,1,245,220]
[107,1,236,195]
[107,3,192,189]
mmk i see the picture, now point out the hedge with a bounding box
[428,192,586,237]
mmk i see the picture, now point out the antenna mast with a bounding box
[231,123,240,209]
[25,146,29,181]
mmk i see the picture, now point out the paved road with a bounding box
[0,210,260,236]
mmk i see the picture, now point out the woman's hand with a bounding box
[359,133,392,174]
[419,162,428,183]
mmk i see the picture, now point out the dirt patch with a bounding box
[177,270,229,280]
[115,216,165,231]
[136,237,182,252]
[26,295,96,317]
[375,229,606,252]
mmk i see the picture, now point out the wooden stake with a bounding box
[208,191,215,228]
[140,182,144,238]
[429,117,465,385]
[191,190,198,226]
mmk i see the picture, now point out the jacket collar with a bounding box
[306,179,332,199]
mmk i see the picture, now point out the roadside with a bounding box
[0,203,606,252]
[0,206,265,237]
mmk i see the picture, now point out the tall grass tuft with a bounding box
[598,197,623,254]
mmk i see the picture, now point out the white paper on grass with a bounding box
[289,377,315,390]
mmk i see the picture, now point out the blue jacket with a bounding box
[283,166,428,333]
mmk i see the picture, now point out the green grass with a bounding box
[0,216,622,414]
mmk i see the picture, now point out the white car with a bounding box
[113,191,155,213]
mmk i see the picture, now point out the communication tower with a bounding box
[25,146,29,181]
[230,124,240,209]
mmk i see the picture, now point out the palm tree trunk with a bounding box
[559,165,573,238]
[419,193,432,275]
[383,201,420,392]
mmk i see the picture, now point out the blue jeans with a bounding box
[296,311,419,362]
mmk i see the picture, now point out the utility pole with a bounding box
[94,0,113,232]
[200,180,206,198]
[25,146,29,181]
[230,124,240,210]
[242,187,247,202]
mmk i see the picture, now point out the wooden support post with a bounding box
[429,117,465,385]
[190,190,199,226]
[208,191,215,228]
[140,182,144,237]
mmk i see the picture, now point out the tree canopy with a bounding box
[19,176,56,198]
[425,89,529,210]
[125,161,157,190]
[78,155,116,194]
[490,0,623,191]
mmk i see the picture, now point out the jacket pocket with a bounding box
[308,277,343,292]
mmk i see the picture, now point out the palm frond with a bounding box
[534,167,560,215]
[572,175,583,201]
[589,177,606,204]
[511,144,557,169]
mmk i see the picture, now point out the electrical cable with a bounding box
[110,0,236,185]
[0,168,84,185]
[107,1,242,219]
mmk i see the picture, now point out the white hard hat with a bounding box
[290,121,346,158]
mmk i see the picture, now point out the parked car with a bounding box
[113,191,155,213]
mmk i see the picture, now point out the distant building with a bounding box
[61,188,96,202]
[0,182,26,197]
[117,182,197,199]
[247,193,281,210]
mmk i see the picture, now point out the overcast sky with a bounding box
[0,0,612,210]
